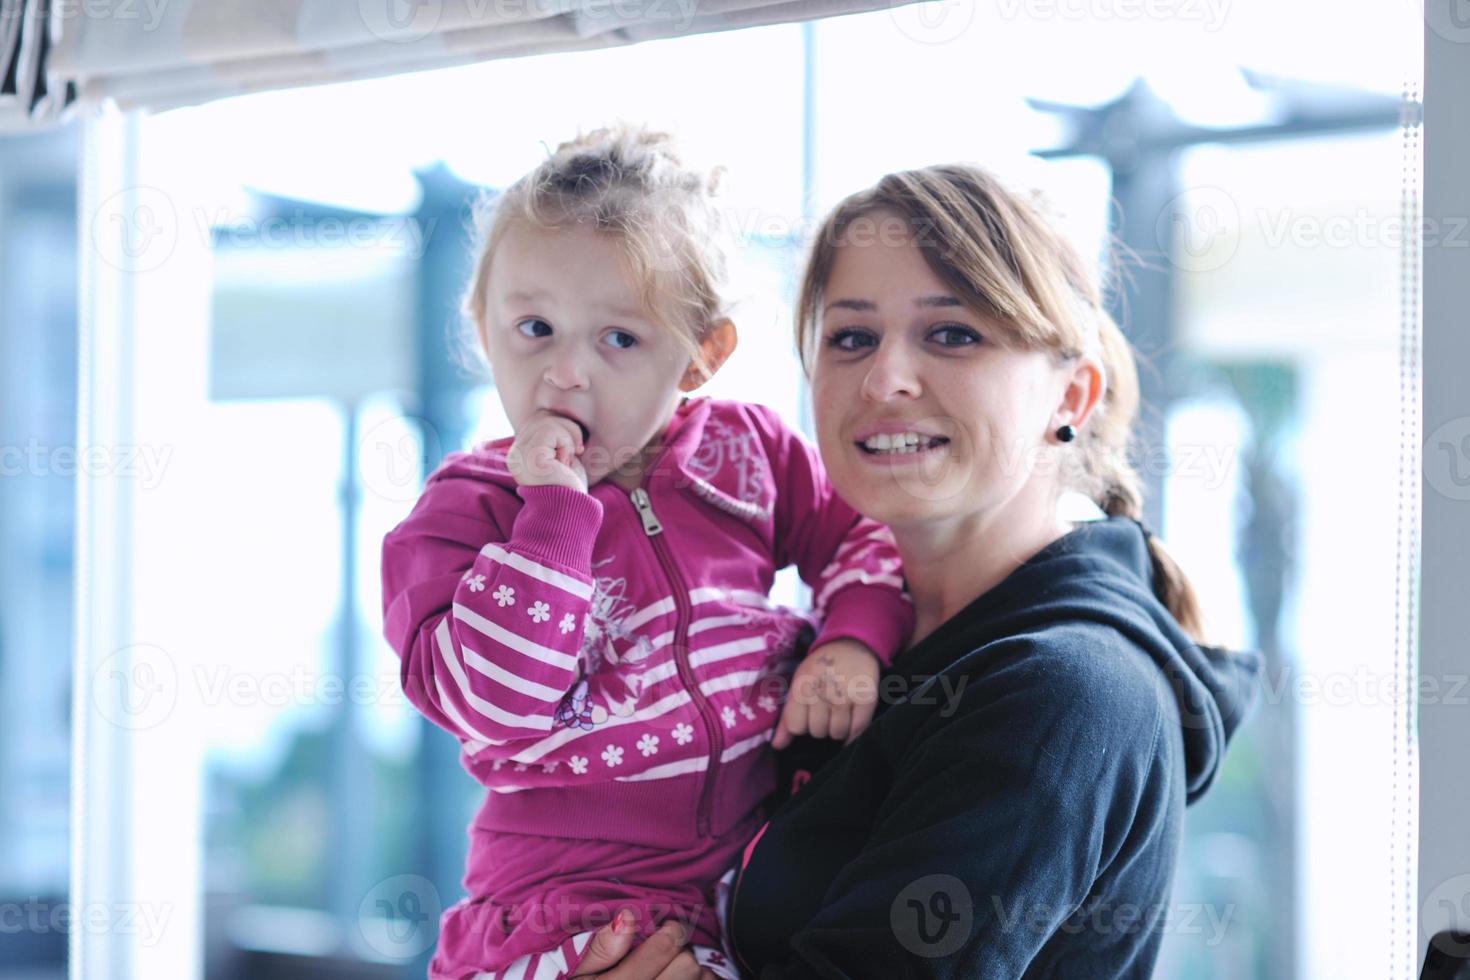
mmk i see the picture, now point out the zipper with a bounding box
[629,487,662,535]
[629,485,723,838]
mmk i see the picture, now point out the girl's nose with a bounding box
[859,340,921,402]
[542,356,590,391]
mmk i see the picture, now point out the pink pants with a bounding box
[428,814,758,980]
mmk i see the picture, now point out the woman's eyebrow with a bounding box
[823,295,962,314]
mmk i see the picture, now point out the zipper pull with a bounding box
[630,487,663,536]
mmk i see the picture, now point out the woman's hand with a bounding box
[772,639,881,748]
[568,912,720,979]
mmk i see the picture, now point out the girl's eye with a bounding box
[824,328,876,352]
[931,324,981,346]
[516,318,552,339]
[605,330,638,350]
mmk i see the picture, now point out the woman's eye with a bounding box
[931,324,981,346]
[516,318,552,339]
[824,328,876,351]
[605,330,638,350]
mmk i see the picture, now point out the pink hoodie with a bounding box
[379,395,913,974]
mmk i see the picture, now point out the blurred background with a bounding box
[0,0,1425,976]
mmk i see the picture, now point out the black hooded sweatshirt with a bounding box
[725,516,1264,978]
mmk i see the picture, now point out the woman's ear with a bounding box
[1052,354,1105,432]
[680,318,739,392]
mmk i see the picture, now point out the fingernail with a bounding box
[613,910,630,934]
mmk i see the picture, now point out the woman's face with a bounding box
[810,214,1087,531]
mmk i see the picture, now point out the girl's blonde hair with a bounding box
[459,123,732,377]
[794,163,1209,643]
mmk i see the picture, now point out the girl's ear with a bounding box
[680,319,739,392]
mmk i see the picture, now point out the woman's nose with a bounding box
[859,341,921,402]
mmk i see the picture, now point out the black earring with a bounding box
[1055,424,1076,443]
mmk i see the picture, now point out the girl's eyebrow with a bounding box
[823,295,962,315]
[504,288,647,323]
[599,303,651,322]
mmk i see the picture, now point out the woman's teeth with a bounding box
[859,432,948,454]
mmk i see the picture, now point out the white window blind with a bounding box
[2,0,918,129]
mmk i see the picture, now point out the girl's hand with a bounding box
[507,410,588,492]
[772,639,881,748]
[569,913,719,979]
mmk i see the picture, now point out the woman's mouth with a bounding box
[855,432,951,457]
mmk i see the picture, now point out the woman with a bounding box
[568,164,1262,978]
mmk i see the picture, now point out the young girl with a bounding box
[379,124,914,980]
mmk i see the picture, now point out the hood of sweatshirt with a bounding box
[891,514,1264,805]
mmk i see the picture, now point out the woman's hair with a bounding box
[794,163,1208,642]
[458,123,732,377]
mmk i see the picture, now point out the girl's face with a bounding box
[810,214,1088,531]
[481,220,694,488]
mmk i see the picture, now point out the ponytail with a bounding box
[1086,313,1208,643]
